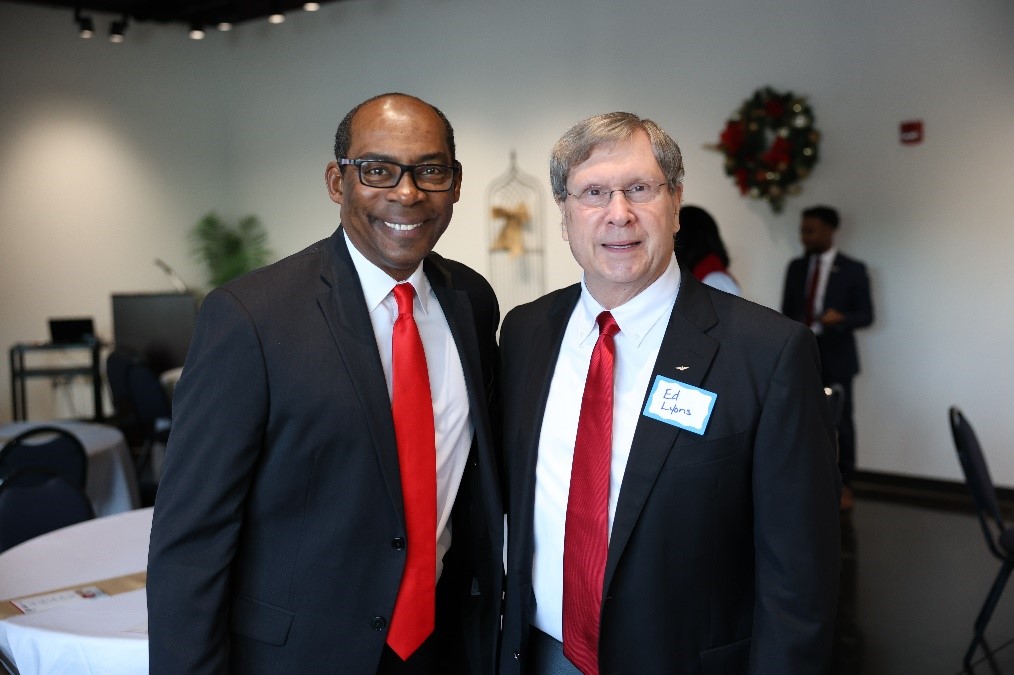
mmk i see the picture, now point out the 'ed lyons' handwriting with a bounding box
[660,387,691,416]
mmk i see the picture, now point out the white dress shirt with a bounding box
[531,255,681,640]
[344,231,473,579]
[701,269,741,296]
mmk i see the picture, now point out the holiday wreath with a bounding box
[714,87,820,213]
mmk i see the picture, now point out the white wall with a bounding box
[2,0,1013,485]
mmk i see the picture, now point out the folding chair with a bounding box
[948,406,1014,670]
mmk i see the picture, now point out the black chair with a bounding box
[0,648,19,675]
[106,349,172,502]
[0,426,87,488]
[948,406,1014,670]
[105,348,146,449]
[823,384,845,464]
[0,468,95,553]
[824,383,845,427]
[127,359,172,470]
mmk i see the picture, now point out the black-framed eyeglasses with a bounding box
[338,158,460,192]
[566,182,669,208]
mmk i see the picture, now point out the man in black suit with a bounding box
[499,112,840,674]
[781,205,873,511]
[147,93,503,674]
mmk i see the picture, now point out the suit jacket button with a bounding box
[371,616,387,631]
[392,537,406,550]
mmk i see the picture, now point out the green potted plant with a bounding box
[189,212,272,288]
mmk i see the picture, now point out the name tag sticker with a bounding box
[642,375,717,435]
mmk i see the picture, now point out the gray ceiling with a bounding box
[3,0,347,27]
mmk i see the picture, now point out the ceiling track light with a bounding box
[73,8,94,38]
[109,14,128,43]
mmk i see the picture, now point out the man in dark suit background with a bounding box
[781,205,873,512]
[147,93,502,674]
[499,112,840,674]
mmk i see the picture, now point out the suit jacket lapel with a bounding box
[515,287,580,563]
[519,288,579,465]
[425,258,483,418]
[824,252,843,305]
[605,275,719,590]
[315,229,405,520]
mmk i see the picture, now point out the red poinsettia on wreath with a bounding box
[712,87,820,213]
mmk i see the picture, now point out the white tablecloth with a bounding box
[0,420,141,516]
[0,507,152,674]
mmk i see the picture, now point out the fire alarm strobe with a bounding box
[900,120,924,145]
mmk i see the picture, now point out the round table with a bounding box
[0,507,152,674]
[0,420,141,517]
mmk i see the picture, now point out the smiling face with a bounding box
[325,95,460,281]
[560,130,682,308]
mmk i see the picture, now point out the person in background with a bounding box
[147,93,503,674]
[499,111,840,674]
[674,204,741,296]
[781,205,873,513]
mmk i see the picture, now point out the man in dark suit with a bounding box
[781,205,873,512]
[147,93,503,674]
[498,112,841,675]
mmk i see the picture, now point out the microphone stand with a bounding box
[153,258,190,294]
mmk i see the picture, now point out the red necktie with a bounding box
[803,255,821,327]
[564,311,620,675]
[386,282,437,660]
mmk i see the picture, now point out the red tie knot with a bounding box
[597,311,619,339]
[393,283,416,317]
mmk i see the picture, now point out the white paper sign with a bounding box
[642,375,717,435]
[11,586,107,614]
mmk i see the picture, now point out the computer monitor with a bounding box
[111,293,198,374]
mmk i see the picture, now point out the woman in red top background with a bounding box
[675,205,742,296]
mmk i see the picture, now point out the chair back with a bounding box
[0,645,18,675]
[0,426,87,488]
[824,384,845,427]
[106,348,145,447]
[950,406,1008,557]
[0,468,95,552]
[127,360,172,442]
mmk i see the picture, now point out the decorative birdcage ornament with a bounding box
[487,151,545,314]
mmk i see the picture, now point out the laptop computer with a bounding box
[48,317,96,344]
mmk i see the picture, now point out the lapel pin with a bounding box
[675,366,690,371]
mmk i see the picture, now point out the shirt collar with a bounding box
[343,229,432,315]
[576,255,681,348]
[818,247,837,266]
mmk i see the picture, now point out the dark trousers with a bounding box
[527,627,582,675]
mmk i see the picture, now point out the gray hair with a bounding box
[549,112,684,202]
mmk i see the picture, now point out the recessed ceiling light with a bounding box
[304,2,322,10]
[268,12,285,24]
[217,21,233,31]
[189,24,206,40]
[73,9,94,38]
[109,17,127,43]
[78,17,94,38]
